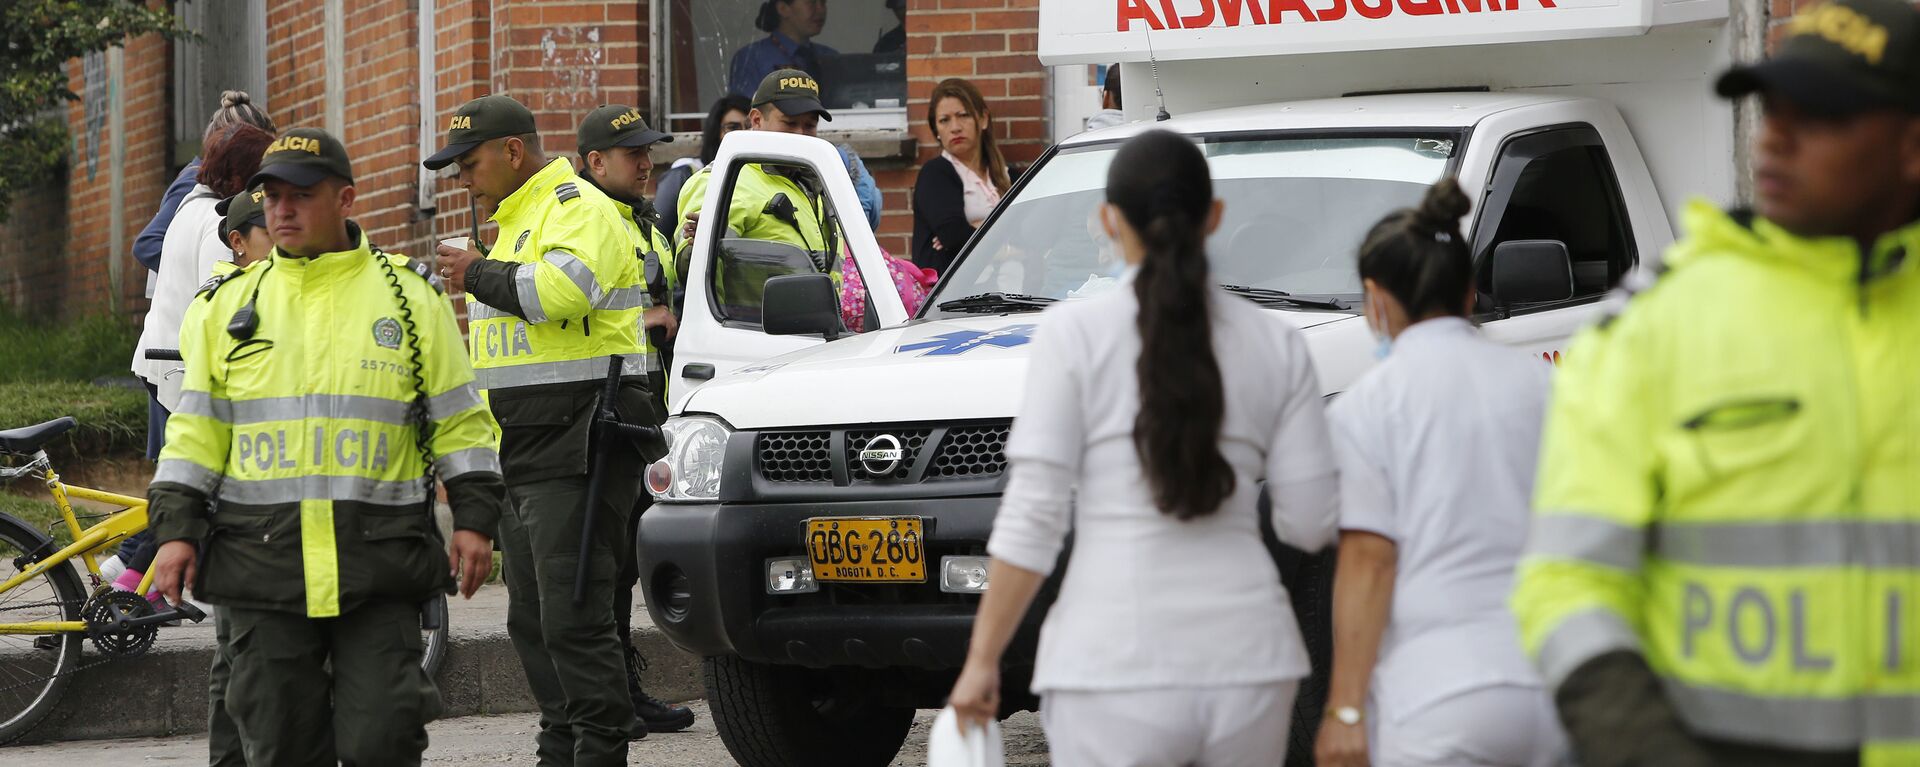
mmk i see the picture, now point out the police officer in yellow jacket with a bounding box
[571,103,697,734]
[148,128,504,767]
[678,69,836,266]
[428,95,666,765]
[1511,2,1920,765]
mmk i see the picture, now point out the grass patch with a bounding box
[0,380,147,459]
[0,491,73,547]
[0,309,138,385]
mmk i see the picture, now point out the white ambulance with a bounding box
[641,2,1740,764]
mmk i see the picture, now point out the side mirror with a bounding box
[1490,239,1574,307]
[763,273,843,340]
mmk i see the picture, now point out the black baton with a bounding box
[573,355,626,604]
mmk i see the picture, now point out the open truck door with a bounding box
[669,131,910,412]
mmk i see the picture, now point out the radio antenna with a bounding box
[1143,25,1171,121]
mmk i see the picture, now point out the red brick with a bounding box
[971,10,1037,30]
[974,54,1039,74]
[908,11,974,33]
[940,32,1006,53]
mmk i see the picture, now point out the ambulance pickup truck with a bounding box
[639,2,1738,764]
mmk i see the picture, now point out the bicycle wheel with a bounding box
[420,592,449,678]
[0,512,86,745]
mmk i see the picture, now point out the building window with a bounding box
[170,0,268,165]
[657,0,909,133]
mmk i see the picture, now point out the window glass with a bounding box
[664,0,908,131]
[708,161,869,329]
[929,135,1455,311]
[1484,144,1633,298]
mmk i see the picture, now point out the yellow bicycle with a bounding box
[0,415,451,745]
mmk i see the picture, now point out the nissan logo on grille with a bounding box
[859,434,906,476]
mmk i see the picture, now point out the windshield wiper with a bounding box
[1220,284,1350,311]
[935,292,1058,313]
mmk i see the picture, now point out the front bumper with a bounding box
[636,495,1051,669]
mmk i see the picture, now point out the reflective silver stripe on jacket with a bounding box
[1534,607,1642,689]
[514,263,547,323]
[425,383,483,421]
[1526,513,1644,571]
[467,301,511,322]
[473,354,656,390]
[174,391,232,422]
[543,250,603,304]
[595,285,651,311]
[179,393,429,427]
[1652,521,1920,568]
[153,459,221,494]
[1665,681,1920,747]
[434,446,502,479]
[216,474,430,506]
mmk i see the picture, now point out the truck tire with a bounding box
[704,655,915,767]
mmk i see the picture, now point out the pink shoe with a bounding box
[111,568,145,593]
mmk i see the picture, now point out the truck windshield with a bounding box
[927,134,1457,315]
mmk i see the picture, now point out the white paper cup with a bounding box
[438,236,471,253]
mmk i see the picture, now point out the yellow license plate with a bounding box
[805,517,925,583]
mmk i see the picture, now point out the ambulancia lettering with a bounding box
[1116,0,1559,32]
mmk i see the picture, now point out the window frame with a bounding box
[1469,124,1638,320]
[704,157,867,332]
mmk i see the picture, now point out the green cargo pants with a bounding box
[209,606,245,766]
[501,474,643,766]
[222,599,440,767]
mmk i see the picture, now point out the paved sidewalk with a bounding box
[18,581,700,745]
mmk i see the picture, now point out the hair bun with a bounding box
[220,90,252,109]
[1411,177,1470,235]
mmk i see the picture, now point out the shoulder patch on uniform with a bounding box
[395,255,447,294]
[555,182,580,204]
[195,270,237,300]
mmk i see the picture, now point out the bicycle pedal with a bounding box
[174,601,207,623]
[33,635,60,651]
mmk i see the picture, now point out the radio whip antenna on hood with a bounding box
[1144,24,1171,121]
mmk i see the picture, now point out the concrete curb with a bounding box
[20,625,702,745]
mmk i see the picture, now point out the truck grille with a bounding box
[758,431,832,483]
[753,421,1011,486]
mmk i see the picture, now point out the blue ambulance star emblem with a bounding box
[894,324,1037,357]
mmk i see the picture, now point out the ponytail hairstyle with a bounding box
[204,91,276,149]
[925,78,1011,193]
[1356,178,1474,321]
[1108,130,1234,521]
[199,123,275,197]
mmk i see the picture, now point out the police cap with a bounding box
[1717,0,1920,116]
[577,104,674,154]
[217,186,267,240]
[752,69,833,122]
[424,95,540,171]
[249,128,354,189]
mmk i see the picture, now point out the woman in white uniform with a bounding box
[946,130,1340,766]
[1314,180,1568,767]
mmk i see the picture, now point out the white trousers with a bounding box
[1040,681,1299,767]
[1373,685,1569,767]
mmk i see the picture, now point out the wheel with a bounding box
[420,593,449,678]
[0,512,87,745]
[704,655,915,767]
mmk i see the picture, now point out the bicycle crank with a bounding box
[81,590,162,658]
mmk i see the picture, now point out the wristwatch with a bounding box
[1328,705,1364,726]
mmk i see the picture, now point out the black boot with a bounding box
[626,645,696,733]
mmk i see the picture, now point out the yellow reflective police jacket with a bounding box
[465,158,653,392]
[1513,201,1920,764]
[148,230,504,618]
[677,162,829,257]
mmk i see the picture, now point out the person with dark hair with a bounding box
[1313,179,1565,767]
[653,95,749,240]
[135,91,278,288]
[1514,1,1920,763]
[727,0,837,101]
[1086,64,1125,131]
[875,0,905,53]
[147,126,502,766]
[947,130,1338,764]
[913,78,1012,272]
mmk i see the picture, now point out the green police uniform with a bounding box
[575,103,698,734]
[1513,5,1920,765]
[149,129,506,767]
[426,95,666,765]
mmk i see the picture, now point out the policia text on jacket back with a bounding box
[427,94,669,766]
[147,127,504,767]
[1511,1,1920,765]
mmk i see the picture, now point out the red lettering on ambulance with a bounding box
[1354,0,1392,19]
[1218,0,1269,25]
[1318,0,1349,21]
[1118,0,1167,30]
[1160,0,1185,27]
[1270,0,1319,23]
[1182,0,1219,28]
[1399,0,1444,15]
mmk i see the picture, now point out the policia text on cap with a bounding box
[146,127,505,765]
[426,94,671,763]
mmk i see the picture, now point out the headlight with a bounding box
[646,416,733,501]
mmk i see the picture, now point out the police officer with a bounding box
[427,95,667,765]
[1512,1,1920,764]
[678,69,836,264]
[572,103,696,733]
[148,127,504,767]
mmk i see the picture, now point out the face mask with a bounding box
[1368,298,1392,360]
